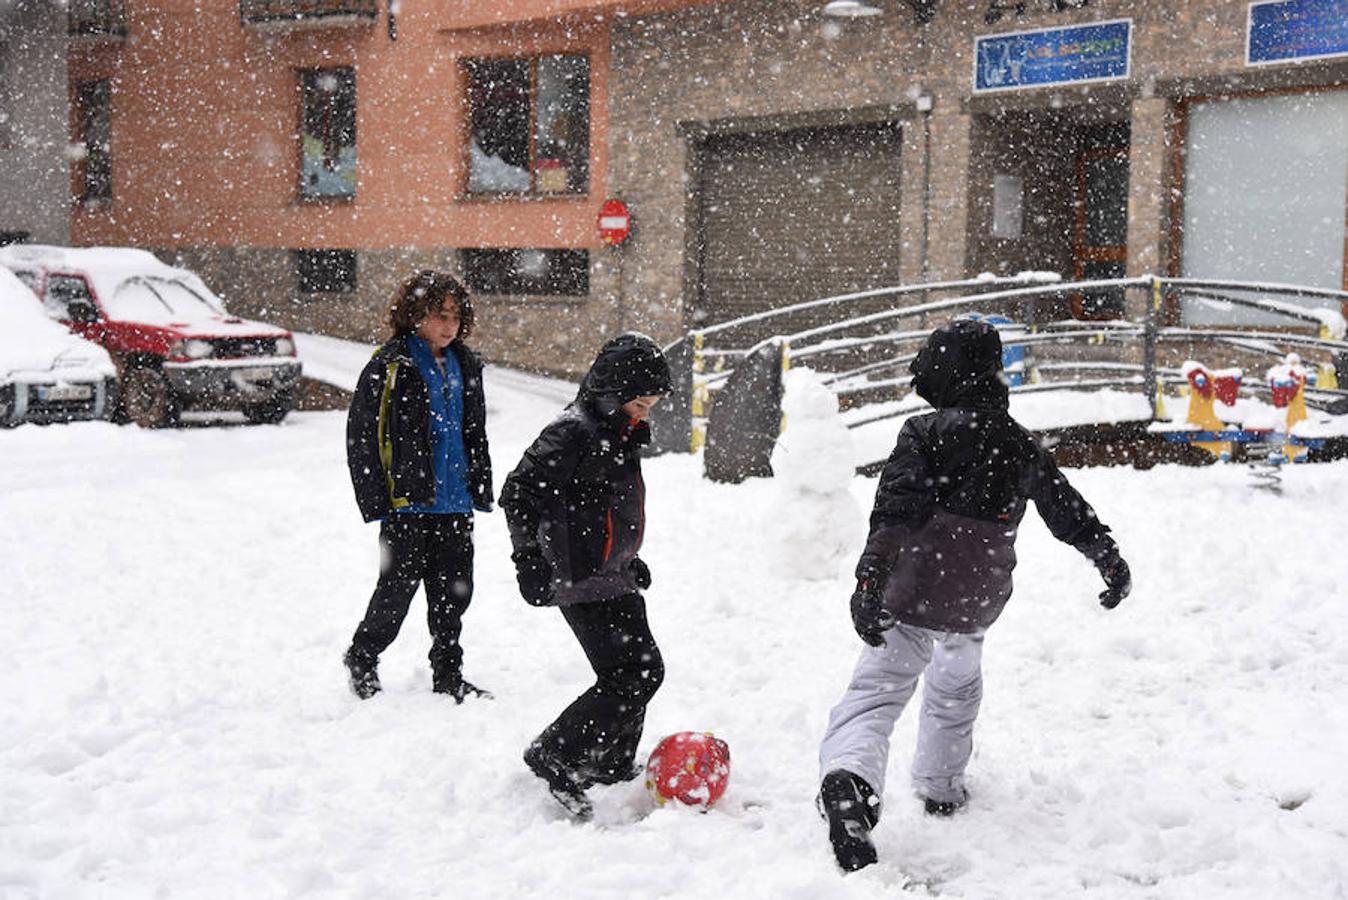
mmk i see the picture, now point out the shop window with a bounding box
[465,55,589,195]
[461,248,588,296]
[76,80,112,202]
[1181,90,1348,326]
[296,249,357,293]
[300,68,357,200]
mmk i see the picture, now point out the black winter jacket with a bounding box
[501,334,671,606]
[860,319,1115,633]
[346,335,493,523]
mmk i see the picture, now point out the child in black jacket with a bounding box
[501,333,672,821]
[342,271,493,702]
[818,318,1131,871]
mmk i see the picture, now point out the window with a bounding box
[300,68,357,200]
[295,249,357,293]
[462,248,588,296]
[76,80,112,202]
[46,274,99,320]
[466,55,589,195]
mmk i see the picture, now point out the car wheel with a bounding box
[122,366,179,428]
[243,390,294,425]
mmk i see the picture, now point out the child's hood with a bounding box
[909,318,1008,409]
[577,333,673,408]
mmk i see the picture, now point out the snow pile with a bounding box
[765,367,864,580]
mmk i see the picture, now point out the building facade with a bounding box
[60,0,1348,376]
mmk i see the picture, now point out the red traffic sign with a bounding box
[598,198,632,246]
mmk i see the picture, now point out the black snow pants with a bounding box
[532,593,664,781]
[348,513,474,686]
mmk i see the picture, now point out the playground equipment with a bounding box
[1153,353,1327,467]
[648,275,1348,481]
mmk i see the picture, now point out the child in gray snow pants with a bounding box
[817,318,1132,872]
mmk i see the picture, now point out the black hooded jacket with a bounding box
[501,334,673,606]
[346,335,493,523]
[860,318,1115,633]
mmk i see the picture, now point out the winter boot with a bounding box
[585,759,644,786]
[343,648,381,700]
[432,673,493,704]
[922,788,968,817]
[818,770,880,872]
[524,743,593,822]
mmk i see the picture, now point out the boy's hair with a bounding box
[387,270,474,340]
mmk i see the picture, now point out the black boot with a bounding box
[433,677,494,704]
[819,770,880,872]
[922,789,968,817]
[431,663,493,704]
[584,759,644,786]
[343,648,381,700]
[524,743,593,821]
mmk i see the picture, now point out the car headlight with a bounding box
[183,339,214,359]
[274,337,295,357]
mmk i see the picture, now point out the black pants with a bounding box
[533,593,665,780]
[349,513,474,683]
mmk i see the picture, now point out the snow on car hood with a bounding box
[139,313,292,339]
[0,269,116,381]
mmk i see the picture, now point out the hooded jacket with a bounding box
[860,318,1114,633]
[502,334,673,606]
[346,334,493,523]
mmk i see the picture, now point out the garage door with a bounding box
[693,122,904,337]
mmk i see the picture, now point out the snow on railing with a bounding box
[649,275,1348,481]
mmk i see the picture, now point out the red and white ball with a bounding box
[645,731,731,810]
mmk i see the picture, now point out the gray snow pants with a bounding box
[818,622,985,812]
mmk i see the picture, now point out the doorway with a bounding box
[1072,122,1130,319]
[967,110,1131,321]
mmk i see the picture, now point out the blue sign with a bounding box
[974,19,1132,93]
[1248,0,1348,65]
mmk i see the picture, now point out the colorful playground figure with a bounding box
[1182,362,1243,459]
[1265,353,1316,463]
[1161,355,1325,466]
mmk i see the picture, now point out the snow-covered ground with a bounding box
[2,340,1346,899]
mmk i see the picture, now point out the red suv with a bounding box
[0,245,302,426]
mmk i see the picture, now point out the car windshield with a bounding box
[107,276,224,320]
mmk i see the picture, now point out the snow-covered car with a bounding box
[0,245,302,427]
[0,265,117,426]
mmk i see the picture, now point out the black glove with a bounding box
[1095,552,1131,609]
[629,557,652,590]
[512,550,555,607]
[849,567,893,647]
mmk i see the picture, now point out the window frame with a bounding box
[298,66,358,202]
[462,53,591,198]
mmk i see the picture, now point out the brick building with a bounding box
[54,0,1348,375]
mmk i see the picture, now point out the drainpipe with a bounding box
[917,92,933,286]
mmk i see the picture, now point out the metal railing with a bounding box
[650,275,1348,481]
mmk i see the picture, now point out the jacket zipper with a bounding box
[602,509,614,564]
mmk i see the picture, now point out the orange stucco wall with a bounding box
[68,2,617,252]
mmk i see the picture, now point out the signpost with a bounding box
[973,19,1132,93]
